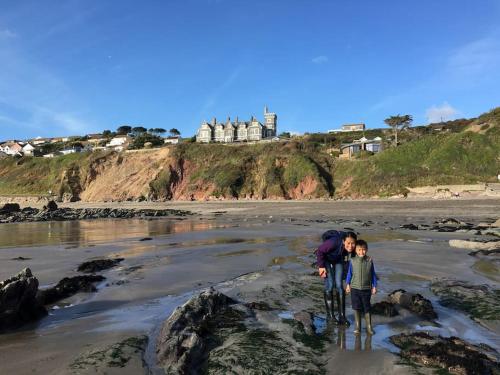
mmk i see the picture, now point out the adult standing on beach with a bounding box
[316,230,357,326]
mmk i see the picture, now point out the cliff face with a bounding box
[0,143,334,202]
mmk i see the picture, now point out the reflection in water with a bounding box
[0,219,223,248]
[354,334,372,351]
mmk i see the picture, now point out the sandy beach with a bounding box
[0,198,499,374]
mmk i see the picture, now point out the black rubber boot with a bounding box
[323,291,338,324]
[353,310,361,335]
[338,291,350,327]
[365,312,375,335]
[330,290,339,325]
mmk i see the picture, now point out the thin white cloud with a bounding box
[445,35,500,84]
[0,41,96,137]
[425,102,459,123]
[0,28,17,40]
[312,55,328,64]
[199,67,242,117]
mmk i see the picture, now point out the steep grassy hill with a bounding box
[0,107,498,201]
[334,108,500,197]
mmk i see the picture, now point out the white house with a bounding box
[0,141,23,155]
[106,135,130,151]
[164,136,180,145]
[22,143,36,156]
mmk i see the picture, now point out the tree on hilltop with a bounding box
[132,126,147,135]
[116,125,132,135]
[384,114,412,146]
[169,128,181,137]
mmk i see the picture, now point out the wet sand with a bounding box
[0,199,498,374]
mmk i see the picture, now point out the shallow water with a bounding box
[0,218,498,374]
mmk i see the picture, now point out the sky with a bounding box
[1,0,500,140]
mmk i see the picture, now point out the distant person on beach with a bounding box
[345,240,377,335]
[316,230,357,326]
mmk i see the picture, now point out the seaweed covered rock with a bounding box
[77,258,124,273]
[388,289,437,320]
[371,301,399,317]
[36,275,106,305]
[156,288,236,374]
[430,279,500,322]
[390,332,500,374]
[0,203,21,214]
[0,268,47,332]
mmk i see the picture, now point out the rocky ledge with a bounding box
[0,202,192,223]
[390,332,499,374]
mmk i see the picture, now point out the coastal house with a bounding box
[106,135,131,151]
[340,136,383,159]
[164,136,180,145]
[22,143,36,156]
[0,141,23,156]
[31,137,50,145]
[328,123,366,133]
[196,106,277,143]
[86,133,107,145]
[60,144,83,155]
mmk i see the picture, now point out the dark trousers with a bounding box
[351,288,371,313]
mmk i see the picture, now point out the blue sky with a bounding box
[1,0,500,140]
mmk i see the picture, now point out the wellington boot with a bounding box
[337,291,350,327]
[329,291,339,325]
[365,312,375,335]
[353,310,361,335]
[323,291,338,325]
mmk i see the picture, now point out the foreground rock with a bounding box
[0,206,192,223]
[37,275,106,305]
[431,279,500,323]
[156,288,236,374]
[77,258,124,273]
[371,301,399,317]
[388,289,437,320]
[390,332,500,374]
[0,268,47,332]
[70,335,148,374]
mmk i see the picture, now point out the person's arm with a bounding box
[345,261,353,293]
[316,240,332,278]
[371,262,377,294]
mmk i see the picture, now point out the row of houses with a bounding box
[0,134,181,158]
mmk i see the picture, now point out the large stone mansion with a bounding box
[196,106,277,143]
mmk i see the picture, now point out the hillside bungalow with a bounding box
[106,135,131,151]
[0,141,23,156]
[164,136,180,145]
[329,123,366,133]
[340,136,383,159]
[31,137,50,145]
[86,133,107,145]
[22,143,36,156]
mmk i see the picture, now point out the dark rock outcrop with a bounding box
[390,332,500,374]
[156,288,236,375]
[388,289,437,320]
[44,200,58,212]
[36,275,105,305]
[371,301,399,317]
[0,207,192,224]
[77,258,124,273]
[0,268,47,332]
[0,203,21,214]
